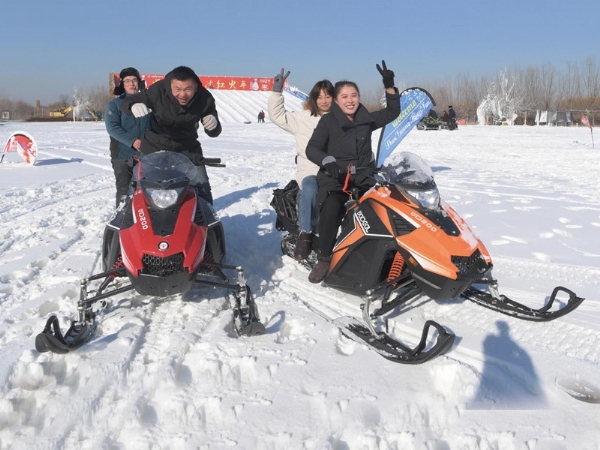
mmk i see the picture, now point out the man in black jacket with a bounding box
[121,66,221,204]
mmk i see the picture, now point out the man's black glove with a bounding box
[376,60,395,89]
[322,156,339,179]
[272,68,290,93]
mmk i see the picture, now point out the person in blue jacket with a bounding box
[105,67,150,207]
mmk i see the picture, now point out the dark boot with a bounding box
[115,194,127,208]
[294,232,313,261]
[308,256,332,284]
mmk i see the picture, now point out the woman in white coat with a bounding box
[268,69,334,260]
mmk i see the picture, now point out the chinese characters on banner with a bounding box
[110,73,275,92]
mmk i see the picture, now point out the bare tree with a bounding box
[13,100,35,119]
[538,63,557,110]
[86,85,113,118]
[557,61,581,109]
[581,57,600,109]
[0,91,10,117]
[453,72,485,123]
[59,94,71,108]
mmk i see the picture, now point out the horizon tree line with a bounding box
[1,56,598,125]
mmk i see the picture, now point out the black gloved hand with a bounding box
[324,162,339,179]
[376,60,395,89]
[272,68,290,93]
[185,153,205,166]
[322,156,339,179]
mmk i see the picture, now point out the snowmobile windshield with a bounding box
[380,152,435,188]
[134,151,198,184]
[134,151,198,209]
[380,152,440,209]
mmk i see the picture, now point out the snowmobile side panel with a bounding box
[326,200,396,293]
[326,240,398,294]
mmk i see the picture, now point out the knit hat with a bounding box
[113,67,144,95]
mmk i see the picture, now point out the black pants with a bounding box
[111,158,134,205]
[316,192,347,258]
[193,164,213,205]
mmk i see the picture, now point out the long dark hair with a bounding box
[306,80,334,116]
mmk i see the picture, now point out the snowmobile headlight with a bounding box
[147,187,185,209]
[406,188,440,210]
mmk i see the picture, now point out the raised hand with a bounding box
[202,114,218,131]
[376,60,395,89]
[272,68,291,93]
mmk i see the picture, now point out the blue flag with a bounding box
[284,86,309,102]
[376,87,435,167]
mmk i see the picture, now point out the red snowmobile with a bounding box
[271,151,584,364]
[36,151,265,354]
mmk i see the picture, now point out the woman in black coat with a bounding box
[305,61,401,283]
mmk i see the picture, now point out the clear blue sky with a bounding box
[1,0,598,104]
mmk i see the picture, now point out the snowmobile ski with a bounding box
[462,282,584,321]
[35,314,96,354]
[336,316,455,364]
[198,265,266,337]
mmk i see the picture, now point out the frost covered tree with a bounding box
[476,69,526,125]
[72,88,91,121]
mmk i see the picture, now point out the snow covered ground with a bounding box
[1,91,599,450]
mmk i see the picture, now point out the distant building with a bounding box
[535,110,573,126]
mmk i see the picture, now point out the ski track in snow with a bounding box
[1,100,600,449]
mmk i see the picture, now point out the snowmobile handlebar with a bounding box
[188,154,226,167]
[201,157,226,168]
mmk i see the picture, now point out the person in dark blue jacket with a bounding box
[105,67,150,207]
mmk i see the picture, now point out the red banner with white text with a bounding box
[110,73,275,93]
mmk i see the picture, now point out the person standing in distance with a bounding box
[121,66,221,205]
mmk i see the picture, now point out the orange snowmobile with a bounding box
[271,151,584,364]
